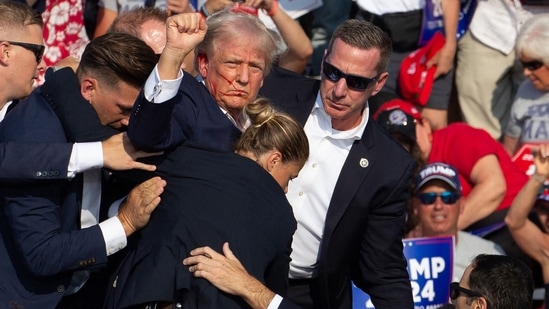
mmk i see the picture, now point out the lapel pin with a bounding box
[359,158,369,168]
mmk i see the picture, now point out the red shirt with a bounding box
[429,123,527,210]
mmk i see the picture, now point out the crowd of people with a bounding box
[1,0,549,308]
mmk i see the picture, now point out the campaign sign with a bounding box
[418,0,477,46]
[352,236,454,309]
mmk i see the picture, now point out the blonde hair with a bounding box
[235,98,308,165]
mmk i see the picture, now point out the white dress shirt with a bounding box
[287,93,369,279]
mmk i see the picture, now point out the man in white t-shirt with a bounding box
[411,162,505,282]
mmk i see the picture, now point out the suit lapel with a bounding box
[323,120,377,235]
[6,100,18,114]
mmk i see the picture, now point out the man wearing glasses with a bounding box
[134,12,416,308]
[450,254,533,309]
[374,100,532,272]
[0,1,156,182]
[412,162,504,283]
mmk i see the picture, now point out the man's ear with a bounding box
[412,201,419,216]
[80,77,97,103]
[0,41,11,65]
[371,72,389,97]
[197,52,209,78]
[473,297,488,309]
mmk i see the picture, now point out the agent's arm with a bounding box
[183,243,303,309]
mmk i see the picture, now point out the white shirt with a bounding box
[469,0,532,54]
[66,168,127,294]
[356,0,423,15]
[0,101,13,122]
[287,93,369,279]
[454,231,505,281]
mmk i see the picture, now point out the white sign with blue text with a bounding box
[352,236,454,309]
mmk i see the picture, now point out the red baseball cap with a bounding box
[398,31,445,106]
[373,99,421,143]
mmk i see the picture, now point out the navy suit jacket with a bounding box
[0,88,109,308]
[93,65,414,309]
[128,72,242,152]
[0,67,117,184]
[106,144,296,309]
[259,67,415,309]
[0,141,70,182]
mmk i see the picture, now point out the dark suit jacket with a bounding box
[128,72,242,152]
[106,144,296,309]
[67,65,413,308]
[259,67,415,309]
[0,67,118,184]
[0,88,109,308]
[0,141,71,182]
[43,68,302,309]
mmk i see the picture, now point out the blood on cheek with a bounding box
[213,72,245,97]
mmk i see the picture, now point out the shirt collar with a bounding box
[311,92,369,140]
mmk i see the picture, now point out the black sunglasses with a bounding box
[450,282,484,301]
[322,61,378,91]
[6,41,45,63]
[416,191,460,205]
[521,60,544,71]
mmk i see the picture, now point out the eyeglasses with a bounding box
[416,191,460,205]
[521,60,544,71]
[450,282,484,301]
[5,41,45,63]
[322,61,378,91]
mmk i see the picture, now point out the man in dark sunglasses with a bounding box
[375,99,534,275]
[0,1,157,182]
[128,13,414,309]
[450,254,533,309]
[411,162,504,284]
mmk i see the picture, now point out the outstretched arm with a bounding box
[506,144,549,281]
[247,0,312,74]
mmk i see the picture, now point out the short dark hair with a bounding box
[77,32,157,90]
[468,254,533,309]
[327,19,392,75]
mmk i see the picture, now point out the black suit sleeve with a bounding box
[279,298,304,309]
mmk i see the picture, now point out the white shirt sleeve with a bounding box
[98,216,127,256]
[267,294,283,309]
[144,65,184,104]
[68,142,103,178]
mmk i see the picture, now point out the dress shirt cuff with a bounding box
[99,216,127,256]
[267,294,283,309]
[68,142,103,178]
[144,65,183,103]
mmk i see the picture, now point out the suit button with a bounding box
[56,284,65,293]
[36,171,42,177]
